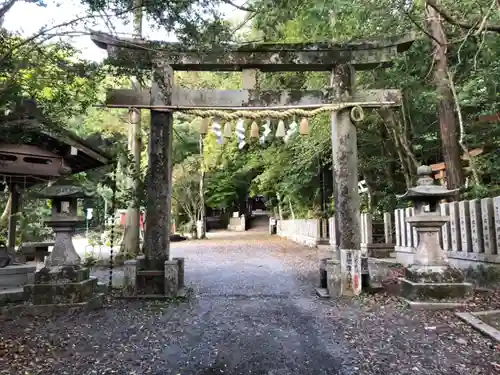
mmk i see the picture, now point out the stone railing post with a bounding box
[360,213,373,245]
[164,260,179,297]
[449,201,461,252]
[383,212,392,244]
[482,198,496,255]
[440,203,450,252]
[395,209,401,249]
[469,199,482,254]
[172,257,185,289]
[123,259,138,296]
[459,200,472,253]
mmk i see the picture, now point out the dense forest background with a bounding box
[1,0,500,246]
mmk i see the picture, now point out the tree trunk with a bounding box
[276,192,284,220]
[288,197,295,219]
[0,195,11,225]
[426,1,465,190]
[121,0,143,258]
[0,0,17,25]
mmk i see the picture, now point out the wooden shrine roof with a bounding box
[90,31,416,71]
[478,113,500,123]
[0,101,111,187]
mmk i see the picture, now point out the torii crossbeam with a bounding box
[91,31,415,297]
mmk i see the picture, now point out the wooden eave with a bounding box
[0,102,111,186]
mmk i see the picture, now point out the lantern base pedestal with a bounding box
[0,265,104,318]
[398,265,473,309]
[25,266,102,304]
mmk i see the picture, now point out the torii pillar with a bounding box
[144,62,174,265]
[329,64,362,296]
[138,62,180,296]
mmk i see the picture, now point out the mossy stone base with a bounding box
[24,278,97,305]
[405,265,465,283]
[1,293,104,319]
[400,278,473,301]
[34,266,90,284]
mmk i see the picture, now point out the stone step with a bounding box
[317,244,333,252]
[89,276,109,294]
[96,282,109,294]
[0,264,36,289]
[315,287,330,299]
[24,278,98,305]
[0,287,25,304]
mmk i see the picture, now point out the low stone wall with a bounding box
[0,264,36,289]
[276,219,320,247]
[227,215,246,231]
[329,213,393,255]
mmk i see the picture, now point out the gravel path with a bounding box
[1,234,500,374]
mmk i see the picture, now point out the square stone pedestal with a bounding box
[122,256,185,299]
[367,258,401,290]
[316,250,362,298]
[399,265,473,309]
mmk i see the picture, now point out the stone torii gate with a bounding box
[90,32,414,297]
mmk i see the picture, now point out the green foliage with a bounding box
[80,0,236,46]
[0,31,104,118]
[171,155,202,229]
[0,28,125,242]
[241,0,500,215]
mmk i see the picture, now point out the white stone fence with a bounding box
[328,213,393,250]
[394,197,500,268]
[276,215,389,249]
[275,197,500,269]
[276,219,321,247]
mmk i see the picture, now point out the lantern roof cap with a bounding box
[397,165,459,200]
[31,184,96,199]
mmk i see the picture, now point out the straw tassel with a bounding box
[275,120,286,138]
[299,117,309,135]
[223,122,232,138]
[250,121,259,138]
[200,117,210,135]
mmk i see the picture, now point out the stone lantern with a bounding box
[397,165,473,308]
[21,185,104,311]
